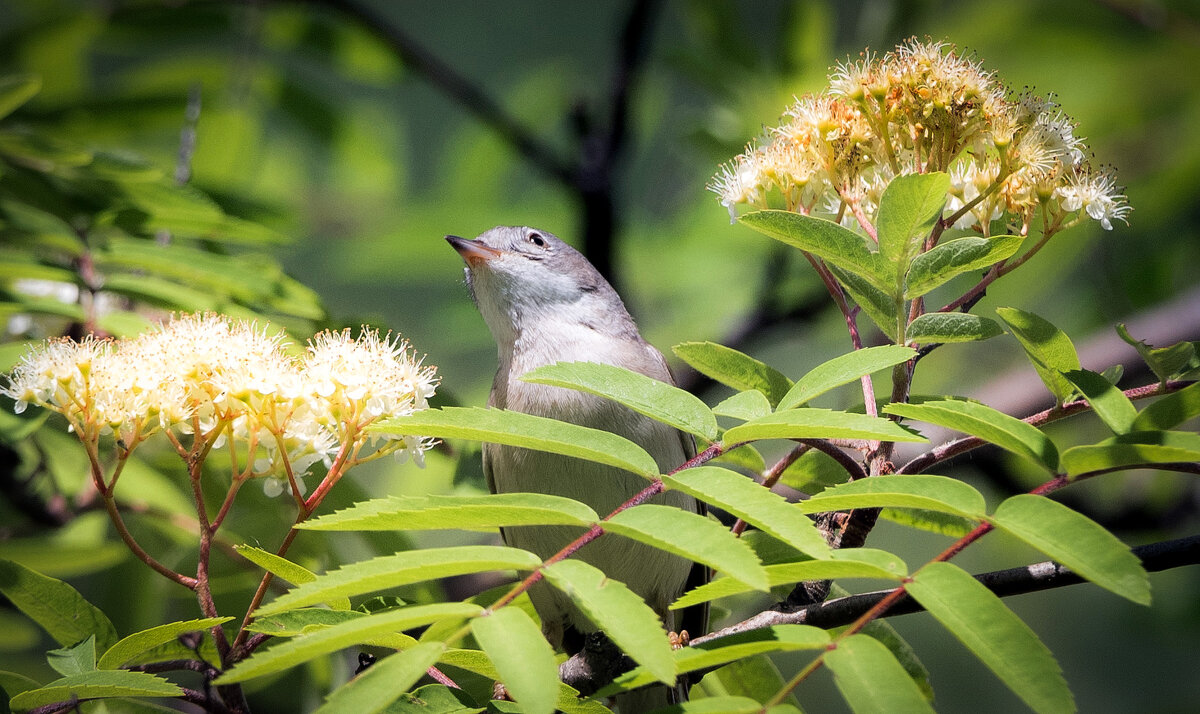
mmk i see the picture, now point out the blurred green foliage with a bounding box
[0,1,1197,712]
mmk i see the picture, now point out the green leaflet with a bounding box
[9,671,182,710]
[1062,369,1137,434]
[471,608,557,714]
[778,346,916,410]
[884,399,1059,472]
[672,342,794,407]
[97,618,232,670]
[713,389,773,421]
[827,262,900,342]
[1117,324,1198,384]
[310,643,444,714]
[1131,381,1200,431]
[521,361,718,440]
[299,493,600,532]
[254,546,541,617]
[722,408,925,445]
[1060,430,1200,477]
[47,635,96,676]
[990,494,1150,605]
[664,466,829,558]
[606,505,768,591]
[799,474,987,518]
[738,210,889,292]
[905,313,1003,345]
[371,407,659,478]
[216,604,478,684]
[541,559,675,685]
[0,559,119,651]
[904,235,1023,298]
[996,307,1081,405]
[826,634,936,714]
[600,625,829,694]
[906,562,1074,714]
[877,172,951,290]
[235,546,351,611]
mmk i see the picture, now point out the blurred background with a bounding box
[0,0,1198,712]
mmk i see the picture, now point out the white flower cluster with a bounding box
[711,38,1130,235]
[2,314,438,496]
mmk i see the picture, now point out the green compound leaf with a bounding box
[9,671,182,710]
[996,307,1081,405]
[1131,381,1200,431]
[739,210,889,292]
[372,407,659,478]
[601,625,829,694]
[671,549,906,610]
[723,408,926,445]
[254,546,541,617]
[884,399,1059,472]
[904,235,1023,298]
[672,342,793,407]
[541,559,675,685]
[0,559,119,651]
[471,607,558,714]
[799,474,987,518]
[1062,370,1138,434]
[235,546,350,611]
[606,505,768,591]
[877,172,951,289]
[300,493,599,532]
[827,262,901,342]
[778,346,916,410]
[521,361,718,441]
[906,562,1074,714]
[217,604,479,684]
[664,466,829,558]
[311,643,444,714]
[826,634,936,714]
[905,313,1004,345]
[990,494,1150,605]
[1060,430,1200,477]
[98,618,232,670]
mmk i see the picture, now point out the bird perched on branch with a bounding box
[448,226,705,709]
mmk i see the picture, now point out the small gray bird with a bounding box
[448,226,705,708]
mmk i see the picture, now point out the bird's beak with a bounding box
[446,235,502,266]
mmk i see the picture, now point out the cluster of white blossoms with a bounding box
[711,38,1130,235]
[2,314,438,496]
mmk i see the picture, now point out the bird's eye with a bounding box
[527,232,546,248]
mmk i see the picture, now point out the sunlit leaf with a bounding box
[778,346,915,410]
[827,263,900,342]
[9,671,182,710]
[47,635,96,677]
[877,172,950,290]
[1131,382,1200,431]
[311,643,444,714]
[0,559,118,651]
[235,546,350,611]
[713,390,773,421]
[1062,369,1137,434]
[884,399,1059,471]
[739,210,889,291]
[1060,430,1200,477]
[672,342,793,407]
[904,235,1023,298]
[471,608,557,714]
[799,474,987,518]
[97,618,232,670]
[1116,324,1197,384]
[995,307,1081,405]
[723,409,925,445]
[905,313,1003,345]
[301,493,600,532]
[826,634,935,714]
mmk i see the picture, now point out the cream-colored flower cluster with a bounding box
[711,39,1130,235]
[2,314,438,495]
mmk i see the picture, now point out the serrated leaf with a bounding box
[739,210,889,292]
[778,346,915,410]
[826,633,935,714]
[382,682,485,713]
[0,75,41,120]
[906,562,1073,714]
[878,172,951,284]
[541,559,675,685]
[301,493,600,532]
[1116,324,1197,384]
[602,625,829,694]
[990,494,1150,605]
[905,313,1003,345]
[779,449,851,492]
[372,407,658,478]
[702,654,798,707]
[521,361,718,440]
[1062,370,1137,434]
[827,263,900,341]
[672,342,793,407]
[0,559,118,651]
[605,504,767,590]
[714,442,768,473]
[471,608,557,714]
[799,474,987,518]
[713,390,773,421]
[311,643,444,714]
[217,604,479,684]
[884,399,1059,471]
[0,670,41,699]
[47,635,96,677]
[904,235,1023,298]
[254,546,541,617]
[235,546,350,611]
[851,613,934,702]
[879,508,977,537]
[1131,382,1200,431]
[723,408,926,445]
[1060,430,1200,477]
[996,307,1081,405]
[9,671,182,710]
[245,609,373,638]
[663,466,828,558]
[671,550,906,610]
